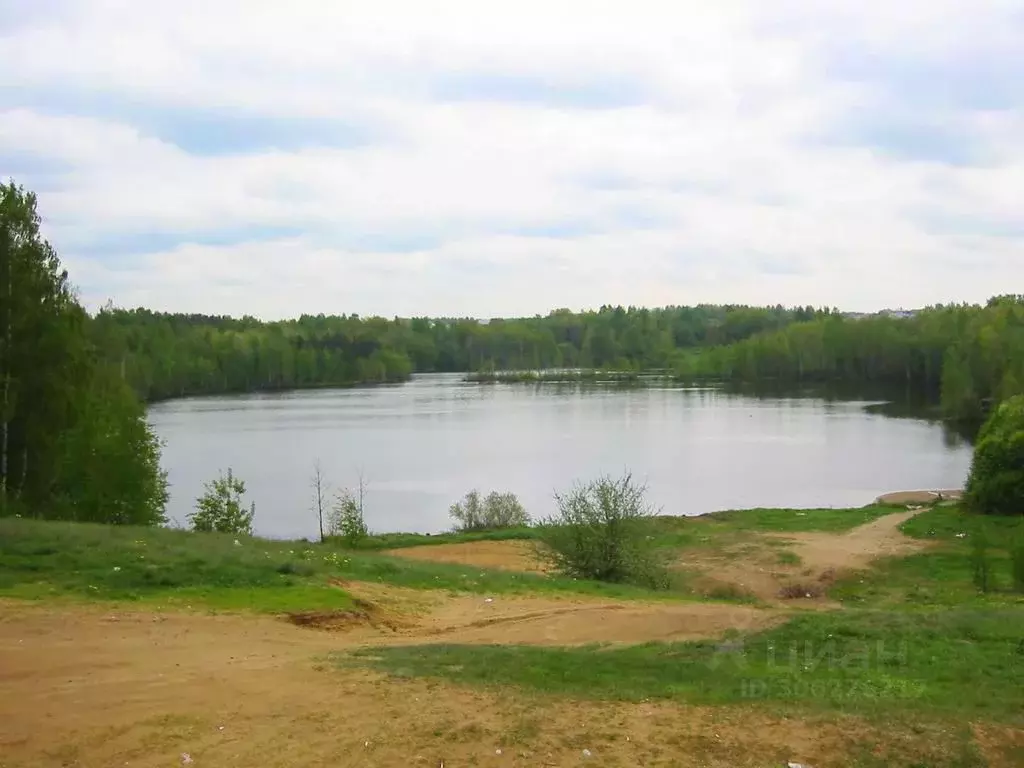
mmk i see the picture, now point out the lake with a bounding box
[148,373,973,539]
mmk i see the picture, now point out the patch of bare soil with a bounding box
[325,581,779,648]
[678,510,934,605]
[384,539,549,573]
[2,603,1014,768]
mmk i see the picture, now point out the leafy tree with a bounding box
[536,473,669,589]
[0,180,168,524]
[328,489,368,547]
[53,366,168,525]
[963,395,1024,516]
[190,468,255,534]
[449,490,530,531]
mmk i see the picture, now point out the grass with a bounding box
[695,504,901,534]
[365,505,904,555]
[0,517,687,610]
[341,526,539,551]
[827,506,1024,608]
[348,606,1024,723]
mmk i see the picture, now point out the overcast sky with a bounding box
[2,1,1021,319]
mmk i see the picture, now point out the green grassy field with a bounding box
[341,503,1024,731]
[0,517,684,610]
[349,606,1024,721]
[357,504,904,553]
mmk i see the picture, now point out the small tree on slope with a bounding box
[190,468,255,535]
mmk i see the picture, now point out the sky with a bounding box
[1,0,1022,319]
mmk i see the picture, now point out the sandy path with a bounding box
[681,510,933,603]
[765,509,930,572]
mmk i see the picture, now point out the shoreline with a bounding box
[874,489,963,506]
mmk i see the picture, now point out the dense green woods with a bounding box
[676,298,1024,423]
[97,303,821,401]
[101,295,1023,425]
[0,182,167,524]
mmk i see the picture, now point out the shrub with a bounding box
[963,395,1024,516]
[450,490,530,531]
[535,473,669,589]
[189,468,255,535]
[328,489,368,547]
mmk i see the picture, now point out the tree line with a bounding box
[97,302,824,401]
[0,182,167,525]
[674,297,1024,423]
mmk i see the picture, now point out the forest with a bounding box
[0,182,167,525]
[675,298,1024,423]
[93,302,822,401]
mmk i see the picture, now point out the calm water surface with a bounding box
[148,374,973,539]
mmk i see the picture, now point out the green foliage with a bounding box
[674,298,1024,423]
[190,468,255,535]
[90,303,822,402]
[52,366,169,525]
[963,395,1024,516]
[329,489,369,546]
[0,180,167,525]
[536,473,670,589]
[449,490,530,531]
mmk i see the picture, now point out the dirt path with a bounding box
[297,581,780,647]
[3,602,1018,768]
[386,511,933,606]
[680,510,933,603]
[766,509,929,572]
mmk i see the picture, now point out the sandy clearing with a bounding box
[2,602,1015,768]
[679,510,934,603]
[301,581,781,647]
[383,539,548,573]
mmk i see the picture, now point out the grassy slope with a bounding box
[351,607,1024,721]
[0,518,681,610]
[831,505,1024,608]
[0,504,922,612]
[349,505,1024,726]
[360,504,902,552]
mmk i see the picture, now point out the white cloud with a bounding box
[1,0,1022,317]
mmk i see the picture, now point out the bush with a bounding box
[450,490,530,531]
[535,473,669,589]
[964,395,1024,516]
[189,468,255,535]
[328,489,369,547]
